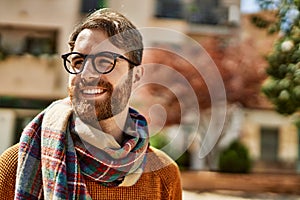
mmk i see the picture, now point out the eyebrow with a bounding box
[71,54,85,59]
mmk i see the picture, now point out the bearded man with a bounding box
[0,8,182,200]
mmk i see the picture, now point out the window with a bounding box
[155,0,183,19]
[155,0,230,25]
[260,127,279,162]
[188,0,229,25]
[0,96,53,109]
[81,0,107,13]
[25,36,56,56]
[0,26,58,56]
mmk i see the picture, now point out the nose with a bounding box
[80,59,98,82]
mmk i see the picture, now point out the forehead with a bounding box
[73,29,123,54]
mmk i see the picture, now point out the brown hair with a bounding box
[69,8,143,67]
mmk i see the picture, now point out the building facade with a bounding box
[0,0,298,173]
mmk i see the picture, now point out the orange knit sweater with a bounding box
[0,144,182,200]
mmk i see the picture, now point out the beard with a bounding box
[69,71,133,125]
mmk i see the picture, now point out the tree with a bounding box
[258,0,300,115]
[139,22,275,126]
[258,0,300,171]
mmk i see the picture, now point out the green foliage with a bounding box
[256,0,300,34]
[150,132,190,169]
[262,38,300,114]
[175,151,190,170]
[149,132,169,149]
[251,13,280,34]
[258,0,300,116]
[251,15,272,28]
[218,140,252,173]
[0,48,8,61]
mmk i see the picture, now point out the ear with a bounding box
[133,66,144,84]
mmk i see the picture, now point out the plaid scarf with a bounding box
[15,98,149,200]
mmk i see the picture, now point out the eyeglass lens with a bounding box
[65,52,116,74]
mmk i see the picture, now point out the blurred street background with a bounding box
[1,0,300,199]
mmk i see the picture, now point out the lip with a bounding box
[80,87,108,100]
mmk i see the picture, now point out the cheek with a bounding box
[107,65,131,85]
[68,75,78,99]
[68,75,77,87]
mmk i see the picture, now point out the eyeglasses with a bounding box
[61,51,138,74]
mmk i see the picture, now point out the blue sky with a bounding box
[241,0,261,13]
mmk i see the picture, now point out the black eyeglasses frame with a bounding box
[61,51,139,75]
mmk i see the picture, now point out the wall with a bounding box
[241,109,298,171]
[0,0,81,53]
[0,55,66,98]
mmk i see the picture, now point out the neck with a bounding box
[98,107,129,144]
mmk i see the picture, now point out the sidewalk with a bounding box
[183,190,300,200]
[181,171,300,199]
[181,171,300,194]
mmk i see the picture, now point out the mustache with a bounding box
[78,78,113,91]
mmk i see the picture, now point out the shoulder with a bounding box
[144,146,182,199]
[0,144,19,200]
[147,146,177,169]
[146,146,181,179]
[0,143,19,170]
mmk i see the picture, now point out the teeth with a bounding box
[83,89,104,95]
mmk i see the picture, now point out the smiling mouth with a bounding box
[81,88,108,99]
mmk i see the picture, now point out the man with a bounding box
[0,9,182,199]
